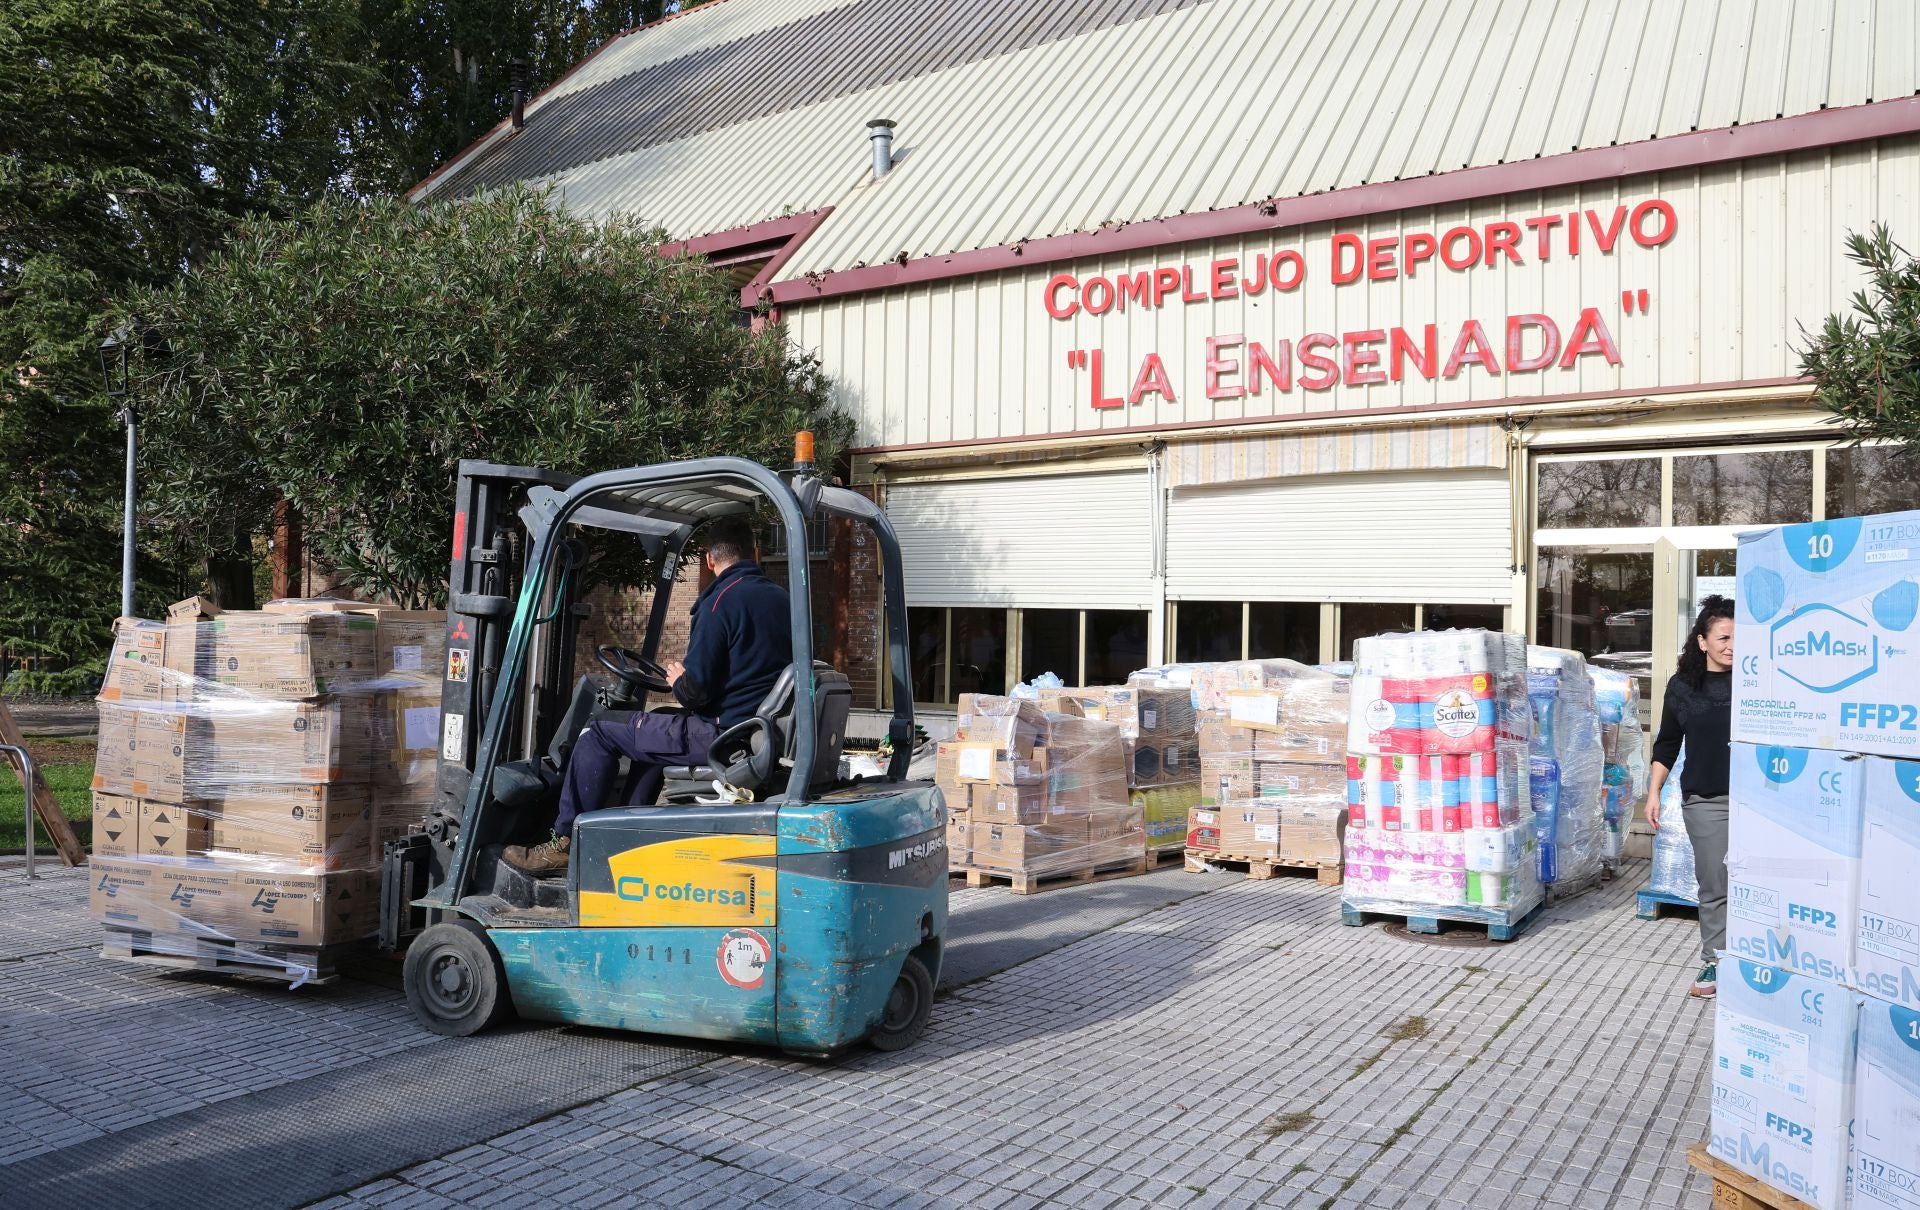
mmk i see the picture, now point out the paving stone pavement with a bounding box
[1,856,1718,1208]
[308,861,1716,1210]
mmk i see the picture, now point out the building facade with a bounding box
[414,0,1920,722]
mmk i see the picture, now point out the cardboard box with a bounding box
[99,619,173,703]
[1860,757,1920,1009]
[1278,801,1346,866]
[1128,738,1196,788]
[374,685,440,775]
[975,818,1088,875]
[1708,959,1858,1210]
[209,783,374,871]
[1100,685,1196,739]
[974,783,1053,827]
[988,750,1049,786]
[1201,755,1255,807]
[1851,995,1920,1210]
[369,609,446,684]
[935,740,1005,787]
[1734,511,1920,756]
[1035,688,1100,718]
[205,609,379,698]
[1086,806,1143,865]
[132,708,190,803]
[166,595,220,623]
[1197,716,1255,758]
[1219,802,1283,859]
[202,698,372,786]
[91,793,139,857]
[153,858,238,932]
[956,694,1042,755]
[946,816,972,867]
[137,799,209,858]
[1186,807,1222,853]
[1727,743,1863,984]
[89,855,167,930]
[1254,760,1347,801]
[224,867,376,946]
[91,703,141,795]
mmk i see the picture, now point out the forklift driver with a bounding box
[501,517,793,876]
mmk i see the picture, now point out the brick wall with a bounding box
[574,562,703,682]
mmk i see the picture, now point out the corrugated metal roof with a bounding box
[430,0,1203,198]
[420,0,1920,282]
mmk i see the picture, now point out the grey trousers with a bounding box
[1683,794,1729,964]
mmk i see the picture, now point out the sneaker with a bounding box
[502,834,571,877]
[1689,962,1717,998]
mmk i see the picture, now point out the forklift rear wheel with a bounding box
[868,954,933,1052]
[404,919,512,1037]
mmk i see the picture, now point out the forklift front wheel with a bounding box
[868,954,933,1052]
[404,919,513,1037]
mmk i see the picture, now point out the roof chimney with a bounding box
[509,59,528,130]
[867,119,896,179]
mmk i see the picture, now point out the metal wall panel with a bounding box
[886,472,1153,609]
[1165,472,1513,604]
[783,137,1920,449]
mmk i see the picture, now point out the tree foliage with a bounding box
[1800,224,1920,448]
[1,0,707,679]
[129,189,851,607]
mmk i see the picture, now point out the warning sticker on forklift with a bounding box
[446,649,470,683]
[716,928,771,990]
[441,712,465,761]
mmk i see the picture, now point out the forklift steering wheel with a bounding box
[596,645,673,693]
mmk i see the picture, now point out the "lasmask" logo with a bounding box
[1771,604,1878,693]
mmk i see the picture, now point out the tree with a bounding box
[128,188,851,607]
[1800,224,1920,448]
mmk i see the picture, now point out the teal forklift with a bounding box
[378,439,947,1055]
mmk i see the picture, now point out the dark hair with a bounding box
[1676,594,1736,690]
[702,517,758,564]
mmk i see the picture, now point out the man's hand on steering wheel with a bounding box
[596,645,673,693]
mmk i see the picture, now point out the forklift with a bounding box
[378,438,947,1055]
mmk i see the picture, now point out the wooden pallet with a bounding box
[1340,895,1545,942]
[1144,844,1186,868]
[958,854,1148,895]
[1637,887,1700,920]
[1184,850,1342,887]
[1686,1143,1815,1210]
[100,925,352,987]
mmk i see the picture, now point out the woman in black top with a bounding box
[1645,595,1734,999]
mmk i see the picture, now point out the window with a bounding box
[1020,609,1078,684]
[1671,451,1812,527]
[907,607,946,703]
[1424,603,1506,632]
[1535,550,1654,659]
[1175,602,1241,662]
[1339,603,1417,660]
[1537,458,1660,528]
[1827,446,1920,518]
[1248,603,1320,663]
[948,608,1006,700]
[1083,611,1149,684]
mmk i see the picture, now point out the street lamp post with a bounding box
[98,324,135,619]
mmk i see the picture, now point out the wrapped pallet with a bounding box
[1525,646,1607,893]
[88,599,443,982]
[947,695,1141,884]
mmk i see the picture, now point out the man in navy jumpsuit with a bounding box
[502,517,792,876]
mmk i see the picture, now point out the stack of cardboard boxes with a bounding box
[1183,661,1350,870]
[1035,682,1199,855]
[1704,513,1920,1210]
[936,695,1140,880]
[88,599,445,966]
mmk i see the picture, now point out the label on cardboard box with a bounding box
[1727,744,1863,984]
[91,793,139,857]
[1735,512,1920,756]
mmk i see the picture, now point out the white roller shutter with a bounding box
[1166,471,1512,604]
[886,471,1152,609]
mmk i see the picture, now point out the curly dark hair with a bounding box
[1677,594,1736,690]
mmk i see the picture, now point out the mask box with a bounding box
[1860,758,1920,1009]
[1726,743,1864,985]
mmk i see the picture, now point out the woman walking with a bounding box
[1645,595,1735,998]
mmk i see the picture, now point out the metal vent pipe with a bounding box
[867,119,896,179]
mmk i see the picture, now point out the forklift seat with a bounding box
[490,675,613,813]
[659,662,852,803]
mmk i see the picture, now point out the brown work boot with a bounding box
[502,834,570,877]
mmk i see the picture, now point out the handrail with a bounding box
[0,743,39,880]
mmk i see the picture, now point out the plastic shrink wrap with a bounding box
[91,599,444,980]
[938,695,1144,876]
[1524,647,1606,889]
[1648,749,1699,903]
[1340,630,1542,918]
[1588,667,1648,873]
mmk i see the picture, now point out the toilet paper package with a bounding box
[1860,758,1920,1010]
[1851,996,1920,1210]
[1709,959,1858,1210]
[1348,630,1529,756]
[1735,511,1920,757]
[1726,744,1864,986]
